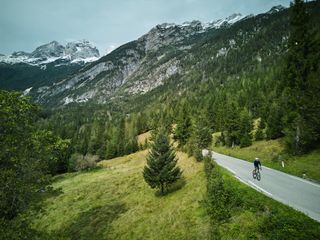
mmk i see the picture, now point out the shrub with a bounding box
[69,153,99,171]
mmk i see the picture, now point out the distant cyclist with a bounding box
[254,157,262,171]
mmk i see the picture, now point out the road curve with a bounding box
[204,150,320,222]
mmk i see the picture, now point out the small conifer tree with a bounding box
[143,130,182,194]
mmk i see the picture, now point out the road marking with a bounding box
[235,175,248,185]
[248,180,273,197]
[224,166,236,175]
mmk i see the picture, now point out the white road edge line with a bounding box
[248,180,273,197]
[235,175,248,185]
[224,166,236,175]
[219,162,273,198]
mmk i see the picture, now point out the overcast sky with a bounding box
[0,0,292,55]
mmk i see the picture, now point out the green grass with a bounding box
[29,149,320,239]
[32,150,209,240]
[211,139,320,182]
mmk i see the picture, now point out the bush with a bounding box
[204,157,242,239]
[194,148,203,162]
[240,134,252,148]
[203,156,214,177]
[69,153,99,171]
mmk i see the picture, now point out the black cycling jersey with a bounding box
[254,160,261,168]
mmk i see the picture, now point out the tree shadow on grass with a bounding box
[155,177,187,197]
[56,202,127,240]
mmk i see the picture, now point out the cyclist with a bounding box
[254,157,262,172]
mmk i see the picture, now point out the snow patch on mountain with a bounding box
[23,87,33,96]
[267,5,285,14]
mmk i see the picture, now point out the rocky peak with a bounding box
[64,40,100,61]
[31,41,65,59]
[182,20,202,28]
[225,13,243,23]
[11,51,31,58]
[140,13,246,52]
[267,5,286,14]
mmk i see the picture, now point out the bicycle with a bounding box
[252,168,261,181]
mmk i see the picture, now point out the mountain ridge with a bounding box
[29,6,291,106]
[0,39,100,66]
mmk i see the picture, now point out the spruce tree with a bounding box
[254,118,265,141]
[239,108,253,148]
[266,102,283,139]
[174,104,192,147]
[282,0,320,154]
[223,101,240,147]
[143,130,182,194]
[193,112,212,149]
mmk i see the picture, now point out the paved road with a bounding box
[204,150,320,222]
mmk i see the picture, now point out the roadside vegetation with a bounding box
[203,156,320,239]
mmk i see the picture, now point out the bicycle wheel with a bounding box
[256,171,261,181]
[252,170,256,179]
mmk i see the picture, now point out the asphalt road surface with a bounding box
[204,150,320,222]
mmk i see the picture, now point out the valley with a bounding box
[1,1,320,239]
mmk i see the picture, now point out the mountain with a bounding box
[29,7,289,106]
[267,5,286,14]
[0,40,100,65]
[2,2,320,108]
[0,40,100,91]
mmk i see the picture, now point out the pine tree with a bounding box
[266,102,283,139]
[143,130,182,194]
[174,104,192,147]
[192,112,212,149]
[223,100,240,147]
[282,0,320,154]
[239,108,253,148]
[254,118,265,141]
[116,117,126,156]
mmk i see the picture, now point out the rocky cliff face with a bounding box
[31,41,65,59]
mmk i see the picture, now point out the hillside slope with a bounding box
[32,151,209,239]
[30,150,320,239]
